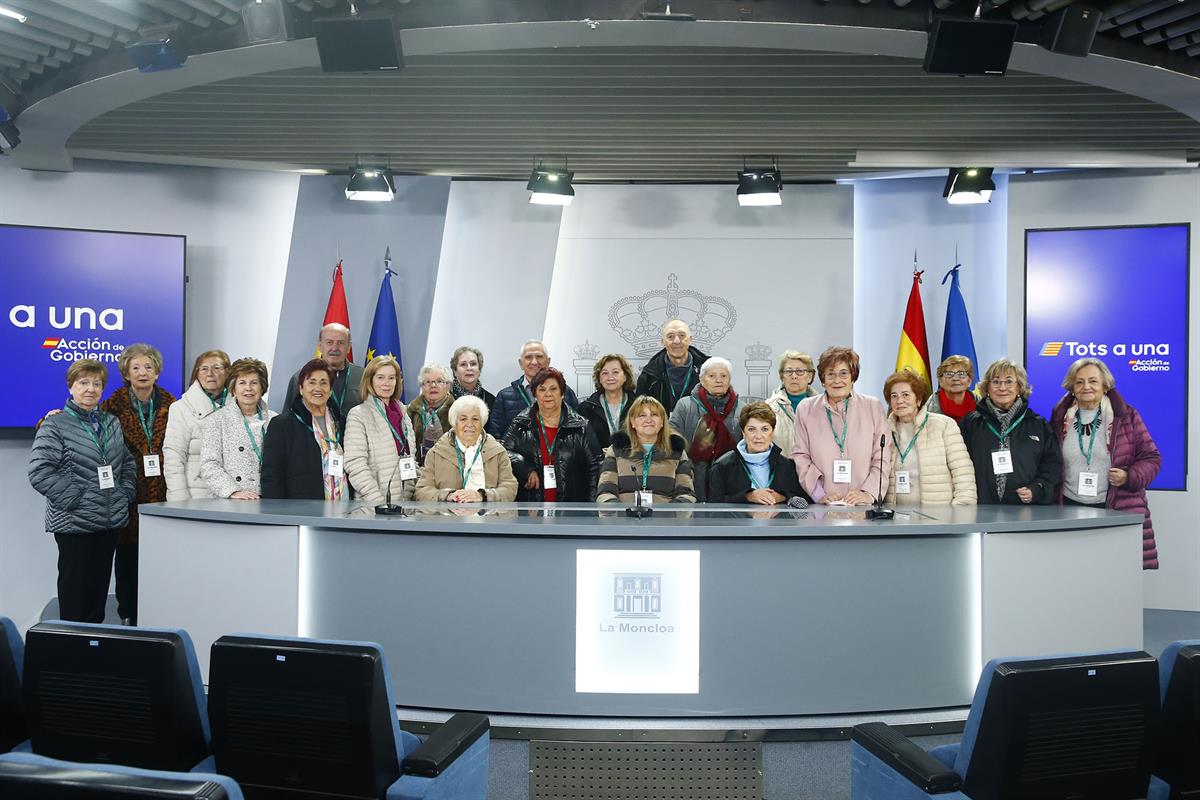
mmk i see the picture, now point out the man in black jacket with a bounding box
[486,340,579,439]
[635,319,708,414]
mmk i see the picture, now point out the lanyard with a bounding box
[824,397,850,455]
[518,383,533,406]
[984,410,1027,446]
[64,406,109,462]
[603,393,628,433]
[242,409,265,464]
[208,388,227,411]
[332,369,348,411]
[421,398,442,429]
[293,411,341,448]
[1076,410,1100,466]
[454,436,484,487]
[741,459,775,490]
[640,446,654,490]
[892,414,930,465]
[132,392,155,451]
[536,411,560,458]
[668,362,692,403]
[373,397,411,456]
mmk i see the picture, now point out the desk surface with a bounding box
[140,499,1142,538]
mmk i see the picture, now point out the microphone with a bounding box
[787,496,809,510]
[866,434,894,520]
[374,456,407,516]
[625,488,653,519]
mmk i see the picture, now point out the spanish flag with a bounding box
[895,270,932,388]
[316,259,353,362]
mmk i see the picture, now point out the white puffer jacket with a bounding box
[164,381,225,500]
[344,398,419,503]
[885,406,977,505]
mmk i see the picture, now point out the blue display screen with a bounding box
[2,224,186,429]
[1025,224,1189,490]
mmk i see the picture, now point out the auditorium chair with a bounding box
[0,616,28,752]
[20,621,211,772]
[1151,640,1200,800]
[850,650,1160,800]
[207,634,490,800]
[0,751,243,799]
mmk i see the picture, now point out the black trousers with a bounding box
[54,530,118,623]
[114,541,138,623]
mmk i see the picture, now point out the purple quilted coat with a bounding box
[1050,388,1162,569]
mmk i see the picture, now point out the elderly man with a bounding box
[636,319,709,414]
[283,323,364,425]
[485,339,579,439]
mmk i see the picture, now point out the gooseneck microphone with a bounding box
[866,434,894,520]
[375,457,407,516]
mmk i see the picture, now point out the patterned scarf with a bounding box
[688,387,737,463]
[310,414,345,501]
[451,378,487,400]
[984,397,1024,500]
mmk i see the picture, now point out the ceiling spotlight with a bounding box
[943,167,995,205]
[527,163,575,206]
[0,4,27,23]
[737,158,782,206]
[345,167,394,201]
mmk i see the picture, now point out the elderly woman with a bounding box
[164,349,230,501]
[597,396,695,504]
[409,363,453,465]
[1050,357,1161,569]
[577,353,635,450]
[262,359,346,501]
[415,395,517,502]
[200,358,277,500]
[344,356,420,504]
[764,350,817,455]
[449,346,496,411]
[960,359,1061,505]
[925,355,978,423]
[668,357,746,502]
[94,343,174,626]
[503,367,601,502]
[709,402,807,505]
[792,346,890,506]
[883,370,976,506]
[29,360,136,623]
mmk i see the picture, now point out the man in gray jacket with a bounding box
[282,323,364,427]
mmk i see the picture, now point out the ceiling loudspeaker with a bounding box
[923,18,1019,76]
[313,15,404,73]
[241,0,297,43]
[1039,4,1101,57]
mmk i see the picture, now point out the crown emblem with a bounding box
[607,273,738,357]
[574,340,600,360]
[745,341,772,360]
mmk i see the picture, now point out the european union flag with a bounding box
[366,248,405,400]
[941,264,980,390]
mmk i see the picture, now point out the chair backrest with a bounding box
[958,650,1159,800]
[0,751,243,799]
[1157,640,1200,798]
[208,635,402,800]
[0,617,26,753]
[22,622,209,772]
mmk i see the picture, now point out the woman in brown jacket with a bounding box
[415,395,517,502]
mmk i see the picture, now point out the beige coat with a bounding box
[764,386,813,455]
[414,431,517,502]
[885,406,977,505]
[344,399,419,503]
[163,381,223,500]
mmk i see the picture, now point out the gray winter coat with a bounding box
[667,387,746,502]
[29,401,137,534]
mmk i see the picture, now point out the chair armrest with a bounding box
[851,722,962,794]
[402,713,490,778]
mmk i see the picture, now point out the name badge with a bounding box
[97,464,115,490]
[991,449,1014,475]
[895,470,911,494]
[1078,471,1100,497]
[832,459,852,483]
[398,456,417,481]
[143,454,161,477]
[327,452,344,478]
[637,490,654,507]
[543,465,557,489]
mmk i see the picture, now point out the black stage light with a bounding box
[527,166,575,206]
[127,26,188,73]
[737,164,783,207]
[943,167,996,204]
[345,167,395,202]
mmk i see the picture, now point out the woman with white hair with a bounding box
[408,363,453,465]
[415,395,517,502]
[668,356,746,502]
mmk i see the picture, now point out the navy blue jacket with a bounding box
[486,377,579,440]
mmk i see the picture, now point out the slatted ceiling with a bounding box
[66,49,1200,181]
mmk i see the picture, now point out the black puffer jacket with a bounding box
[635,346,709,414]
[502,403,602,502]
[576,390,631,451]
[708,445,809,505]
[261,395,344,500]
[960,399,1062,505]
[486,376,580,440]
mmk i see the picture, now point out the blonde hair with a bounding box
[361,356,403,400]
[118,343,163,384]
[979,358,1033,400]
[936,354,974,381]
[1061,357,1115,393]
[622,395,673,453]
[777,350,815,378]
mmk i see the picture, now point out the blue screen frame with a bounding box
[1023,223,1190,491]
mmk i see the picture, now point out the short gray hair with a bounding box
[448,394,489,427]
[777,350,814,377]
[418,362,451,383]
[520,339,547,356]
[1061,357,1115,393]
[700,356,733,378]
[979,358,1032,400]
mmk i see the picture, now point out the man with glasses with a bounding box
[925,355,977,423]
[409,363,455,464]
[635,319,709,414]
[283,323,363,427]
[765,350,817,454]
[486,340,580,440]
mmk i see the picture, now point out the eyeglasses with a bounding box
[991,378,1019,388]
[941,370,970,379]
[422,379,448,387]
[782,368,814,377]
[73,380,104,390]
[197,365,226,374]
[823,370,852,381]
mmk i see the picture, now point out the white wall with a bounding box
[0,158,300,631]
[1008,170,1200,611]
[853,176,1009,401]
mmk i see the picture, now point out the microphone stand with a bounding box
[375,455,407,516]
[866,434,894,520]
